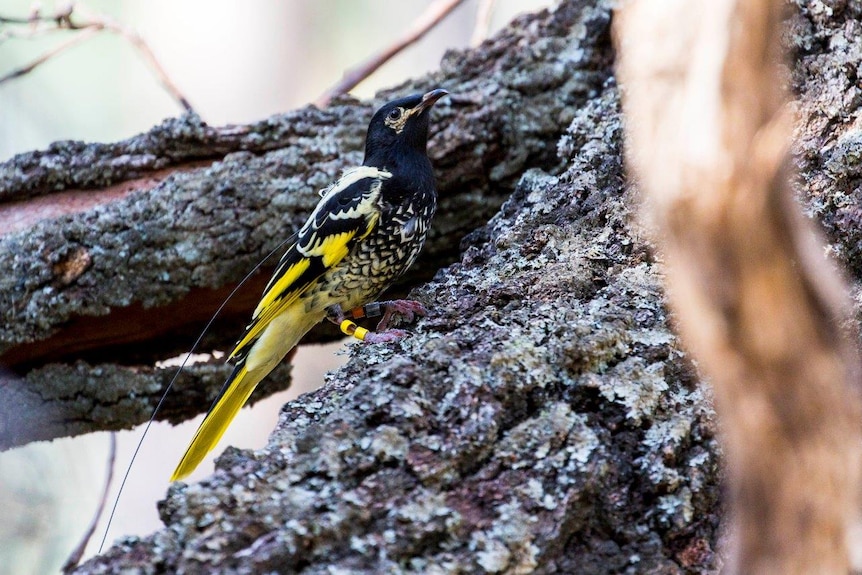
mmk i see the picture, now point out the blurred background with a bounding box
[0,0,551,572]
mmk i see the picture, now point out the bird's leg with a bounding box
[372,300,428,331]
[325,304,365,339]
[339,300,427,331]
[325,303,403,343]
[325,300,426,343]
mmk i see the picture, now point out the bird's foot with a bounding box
[325,300,427,343]
[374,299,427,331]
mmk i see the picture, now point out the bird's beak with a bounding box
[415,89,449,113]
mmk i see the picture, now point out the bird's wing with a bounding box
[228,166,391,362]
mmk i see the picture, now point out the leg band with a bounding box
[363,302,383,318]
[347,301,383,320]
[339,319,369,341]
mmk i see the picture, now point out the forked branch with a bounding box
[0,2,193,112]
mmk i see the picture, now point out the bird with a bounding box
[170,88,448,481]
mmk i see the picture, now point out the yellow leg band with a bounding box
[339,319,368,341]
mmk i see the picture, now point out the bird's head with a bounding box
[363,88,448,166]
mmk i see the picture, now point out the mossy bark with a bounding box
[0,0,857,572]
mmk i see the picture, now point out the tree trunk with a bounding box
[0,0,857,572]
[617,0,862,572]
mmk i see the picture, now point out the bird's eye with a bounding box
[387,108,402,122]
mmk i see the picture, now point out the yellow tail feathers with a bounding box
[171,305,320,481]
[170,364,259,481]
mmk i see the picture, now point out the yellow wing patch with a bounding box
[252,257,311,318]
[315,230,357,267]
[229,167,388,362]
[229,257,311,360]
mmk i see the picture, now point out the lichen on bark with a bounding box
[0,0,858,572]
[0,0,601,446]
[68,2,726,572]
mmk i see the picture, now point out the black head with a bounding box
[363,89,448,167]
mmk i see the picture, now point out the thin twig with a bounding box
[100,20,193,112]
[0,4,73,25]
[1,24,72,43]
[315,0,469,108]
[0,3,194,113]
[0,15,35,24]
[0,26,100,83]
[62,432,117,573]
[470,0,497,47]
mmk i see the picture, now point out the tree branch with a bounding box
[315,0,470,107]
[2,0,860,571]
[0,2,193,112]
[0,0,587,445]
[76,4,728,571]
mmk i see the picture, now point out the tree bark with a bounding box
[0,0,857,572]
[0,2,592,448]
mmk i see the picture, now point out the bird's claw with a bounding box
[328,300,426,342]
[325,304,346,323]
[376,299,428,331]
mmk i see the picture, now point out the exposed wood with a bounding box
[1,271,271,369]
[616,0,862,572]
[0,165,209,237]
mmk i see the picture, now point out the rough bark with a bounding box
[0,0,854,572]
[0,1,596,447]
[73,3,721,573]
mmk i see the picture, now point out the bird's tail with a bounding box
[170,363,262,481]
